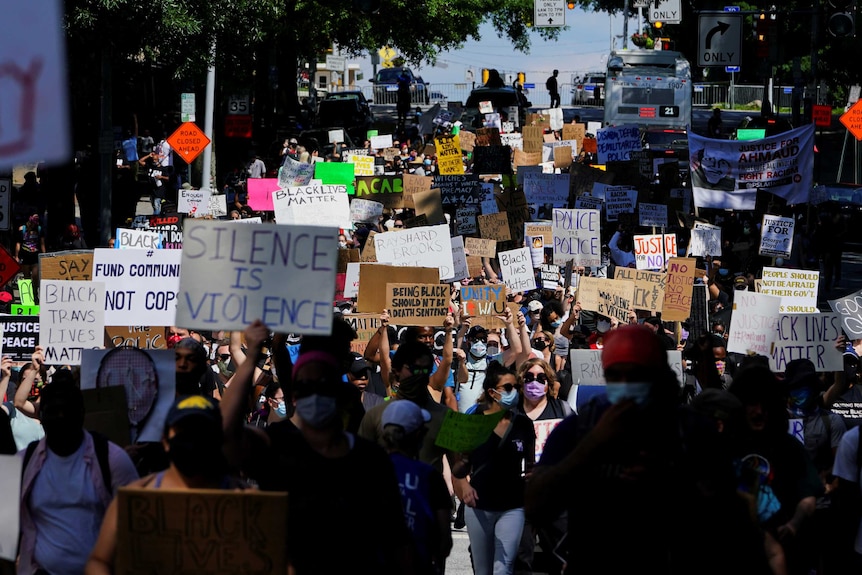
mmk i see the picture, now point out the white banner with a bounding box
[728,291,781,356]
[373,224,454,280]
[40,280,106,365]
[272,185,351,229]
[93,248,181,326]
[689,124,815,209]
[499,247,537,293]
[176,220,338,334]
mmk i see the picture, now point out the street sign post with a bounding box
[649,0,681,24]
[840,100,862,140]
[534,0,565,27]
[325,55,346,71]
[697,12,742,67]
[181,93,195,122]
[167,122,211,164]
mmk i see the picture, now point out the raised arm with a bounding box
[221,320,269,439]
[14,347,44,418]
[429,314,455,392]
[378,310,393,396]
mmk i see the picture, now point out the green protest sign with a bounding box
[434,410,506,453]
[11,304,39,316]
[314,162,356,195]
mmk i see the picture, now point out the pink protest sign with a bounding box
[246,178,279,211]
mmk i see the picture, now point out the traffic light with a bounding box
[660,38,674,51]
[827,0,856,37]
[566,0,575,9]
[653,21,664,31]
[756,12,771,59]
[517,72,526,85]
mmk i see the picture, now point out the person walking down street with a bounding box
[397,68,412,126]
[707,108,723,138]
[546,70,560,109]
[15,214,45,300]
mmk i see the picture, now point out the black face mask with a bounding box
[168,432,224,478]
[43,420,84,456]
[398,373,430,402]
[175,371,204,396]
[532,340,547,351]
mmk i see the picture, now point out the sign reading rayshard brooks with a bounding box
[176,221,338,334]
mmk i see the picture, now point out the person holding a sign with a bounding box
[526,325,760,574]
[15,214,46,299]
[453,362,535,575]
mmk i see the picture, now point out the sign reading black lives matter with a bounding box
[176,220,338,334]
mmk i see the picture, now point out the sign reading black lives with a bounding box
[0,315,39,361]
[432,175,483,205]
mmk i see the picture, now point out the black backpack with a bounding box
[22,431,113,492]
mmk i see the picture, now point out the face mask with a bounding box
[550,319,562,328]
[166,334,183,349]
[168,431,224,477]
[715,360,726,376]
[295,394,340,429]
[605,382,651,405]
[487,343,500,356]
[524,381,547,401]
[497,389,519,410]
[788,387,816,417]
[532,340,547,351]
[338,242,347,249]
[470,342,487,358]
[274,400,287,418]
[397,373,430,401]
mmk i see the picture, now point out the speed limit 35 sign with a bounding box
[227,95,250,115]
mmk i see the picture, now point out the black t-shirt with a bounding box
[468,410,535,511]
[261,423,411,574]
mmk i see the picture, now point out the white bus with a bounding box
[603,50,692,131]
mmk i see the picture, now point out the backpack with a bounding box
[22,431,113,492]
[546,77,554,90]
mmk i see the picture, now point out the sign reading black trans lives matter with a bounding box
[176,221,338,334]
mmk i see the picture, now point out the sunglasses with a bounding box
[219,354,231,361]
[533,337,549,343]
[495,383,514,393]
[471,336,488,343]
[407,364,432,375]
[524,372,548,384]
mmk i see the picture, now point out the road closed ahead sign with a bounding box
[840,100,862,141]
[167,121,211,163]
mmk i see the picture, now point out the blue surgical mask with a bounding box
[550,319,562,328]
[275,400,287,418]
[470,342,487,358]
[295,394,339,428]
[605,382,651,405]
[497,389,520,410]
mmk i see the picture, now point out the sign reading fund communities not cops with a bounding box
[176,221,338,334]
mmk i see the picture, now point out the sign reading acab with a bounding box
[166,122,211,163]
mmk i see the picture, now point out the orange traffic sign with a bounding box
[840,100,862,140]
[0,244,21,287]
[167,121,211,163]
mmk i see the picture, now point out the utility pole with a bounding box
[202,42,216,191]
[622,0,629,49]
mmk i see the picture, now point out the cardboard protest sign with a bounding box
[828,288,862,340]
[638,203,667,227]
[413,189,446,225]
[337,248,359,274]
[435,134,464,175]
[496,188,530,245]
[771,313,844,372]
[634,234,677,270]
[759,214,795,258]
[385,283,449,326]
[523,173,570,208]
[40,280,106,365]
[461,283,507,329]
[551,209,601,267]
[459,130,476,152]
[473,145,512,175]
[499,247,536,293]
[455,206,478,235]
[688,222,722,257]
[662,258,697,322]
[524,222,553,245]
[354,175,404,208]
[432,175,483,206]
[478,212,511,242]
[465,237,497,258]
[343,313,381,354]
[614,267,666,313]
[522,126,544,154]
[591,278,635,323]
[176,220,337,334]
[39,250,93,281]
[272,185,350,229]
[576,275,601,311]
[513,149,542,167]
[401,173,431,209]
[728,291,781,356]
[596,124,640,163]
[466,256,483,278]
[359,231,377,262]
[0,454,21,560]
[554,146,573,169]
[373,224,453,280]
[278,156,315,187]
[178,188,211,216]
[208,194,228,218]
[349,197,384,224]
[105,326,167,350]
[563,123,586,149]
[314,161,355,195]
[116,488,288,575]
[476,127,502,147]
[760,267,819,313]
[93,248,181,326]
[342,262,360,298]
[116,228,162,251]
[434,410,506,453]
[246,178,280,211]
[0,314,38,361]
[500,133,522,150]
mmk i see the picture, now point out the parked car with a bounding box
[571,74,606,105]
[297,128,357,158]
[642,128,689,162]
[314,90,374,142]
[462,85,525,129]
[372,67,429,105]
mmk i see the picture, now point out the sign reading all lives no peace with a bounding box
[176,220,338,334]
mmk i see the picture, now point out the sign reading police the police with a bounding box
[93,248,181,326]
[176,220,338,335]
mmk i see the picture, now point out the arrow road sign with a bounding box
[698,12,742,67]
[534,0,565,27]
[649,0,681,24]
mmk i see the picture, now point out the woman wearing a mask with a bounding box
[518,358,571,421]
[453,362,535,575]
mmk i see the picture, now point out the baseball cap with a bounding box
[601,324,666,370]
[467,325,489,340]
[289,138,298,145]
[165,395,222,431]
[349,353,371,375]
[528,300,543,313]
[382,400,431,434]
[733,276,748,290]
[784,358,818,390]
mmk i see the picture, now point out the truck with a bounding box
[371,67,429,105]
[602,49,692,131]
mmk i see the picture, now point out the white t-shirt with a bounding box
[832,426,862,553]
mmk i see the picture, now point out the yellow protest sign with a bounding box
[435,134,464,175]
